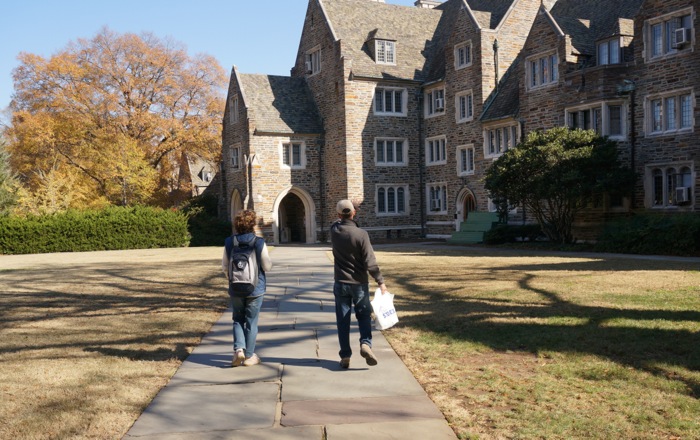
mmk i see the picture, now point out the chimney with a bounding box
[414,0,441,8]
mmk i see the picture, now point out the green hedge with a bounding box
[595,213,700,257]
[181,194,232,247]
[0,206,190,255]
[484,224,544,244]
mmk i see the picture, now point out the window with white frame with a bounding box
[566,101,628,139]
[376,40,396,65]
[526,51,559,90]
[280,142,306,169]
[374,86,407,116]
[425,87,446,116]
[454,41,472,69]
[598,37,621,65]
[230,146,240,169]
[646,89,694,135]
[455,90,474,123]
[646,9,693,59]
[425,136,447,165]
[484,124,519,158]
[456,144,475,176]
[375,138,407,166]
[305,47,321,75]
[648,164,693,207]
[427,183,448,213]
[229,96,239,124]
[377,185,408,215]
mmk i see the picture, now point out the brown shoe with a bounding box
[243,353,260,366]
[232,349,245,367]
[340,357,351,369]
[360,344,378,366]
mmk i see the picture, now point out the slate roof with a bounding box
[238,73,323,135]
[320,0,444,82]
[480,56,520,122]
[548,0,645,56]
[467,0,515,30]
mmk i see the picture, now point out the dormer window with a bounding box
[597,37,621,65]
[376,40,396,65]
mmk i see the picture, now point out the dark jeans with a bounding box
[333,281,373,359]
[231,294,264,358]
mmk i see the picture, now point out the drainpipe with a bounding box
[629,84,636,210]
[493,39,499,92]
[318,136,326,242]
[417,89,426,237]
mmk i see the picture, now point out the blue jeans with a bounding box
[231,294,264,358]
[333,282,373,359]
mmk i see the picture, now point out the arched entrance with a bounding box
[455,188,477,231]
[271,186,317,244]
[229,189,243,222]
[278,192,306,243]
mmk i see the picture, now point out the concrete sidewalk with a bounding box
[124,245,457,439]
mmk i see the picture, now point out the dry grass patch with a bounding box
[0,249,228,439]
[377,246,700,440]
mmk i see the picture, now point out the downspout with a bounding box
[493,39,499,92]
[318,136,326,242]
[417,90,426,238]
[629,84,636,210]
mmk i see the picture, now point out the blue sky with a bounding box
[0,0,417,121]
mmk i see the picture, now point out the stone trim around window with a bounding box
[644,7,694,62]
[305,46,322,76]
[644,88,694,137]
[456,144,475,177]
[565,100,628,140]
[425,135,447,166]
[426,182,448,214]
[376,184,409,216]
[645,162,694,208]
[374,137,408,166]
[525,50,559,91]
[454,40,473,70]
[374,86,407,117]
[279,141,307,170]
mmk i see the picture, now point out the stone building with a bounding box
[221,0,698,244]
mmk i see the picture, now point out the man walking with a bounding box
[330,199,388,369]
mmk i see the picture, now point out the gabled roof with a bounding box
[547,0,645,56]
[238,73,323,135]
[480,56,520,123]
[467,0,516,30]
[319,0,444,82]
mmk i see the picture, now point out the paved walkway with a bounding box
[124,245,457,439]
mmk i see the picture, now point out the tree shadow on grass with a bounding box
[379,247,700,397]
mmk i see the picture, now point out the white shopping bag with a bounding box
[371,288,399,330]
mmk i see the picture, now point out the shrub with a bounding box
[0,206,190,255]
[595,213,700,257]
[484,224,544,244]
[181,194,232,247]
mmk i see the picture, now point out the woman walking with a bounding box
[222,210,272,367]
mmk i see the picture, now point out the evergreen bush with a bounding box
[484,224,544,244]
[181,194,232,247]
[0,206,190,254]
[595,213,700,256]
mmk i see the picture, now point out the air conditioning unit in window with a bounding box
[674,28,690,48]
[305,60,313,74]
[435,97,445,111]
[675,186,691,204]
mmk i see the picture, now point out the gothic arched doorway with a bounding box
[278,192,306,243]
[229,189,243,223]
[456,188,477,231]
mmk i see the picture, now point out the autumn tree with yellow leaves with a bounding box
[6,28,227,212]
